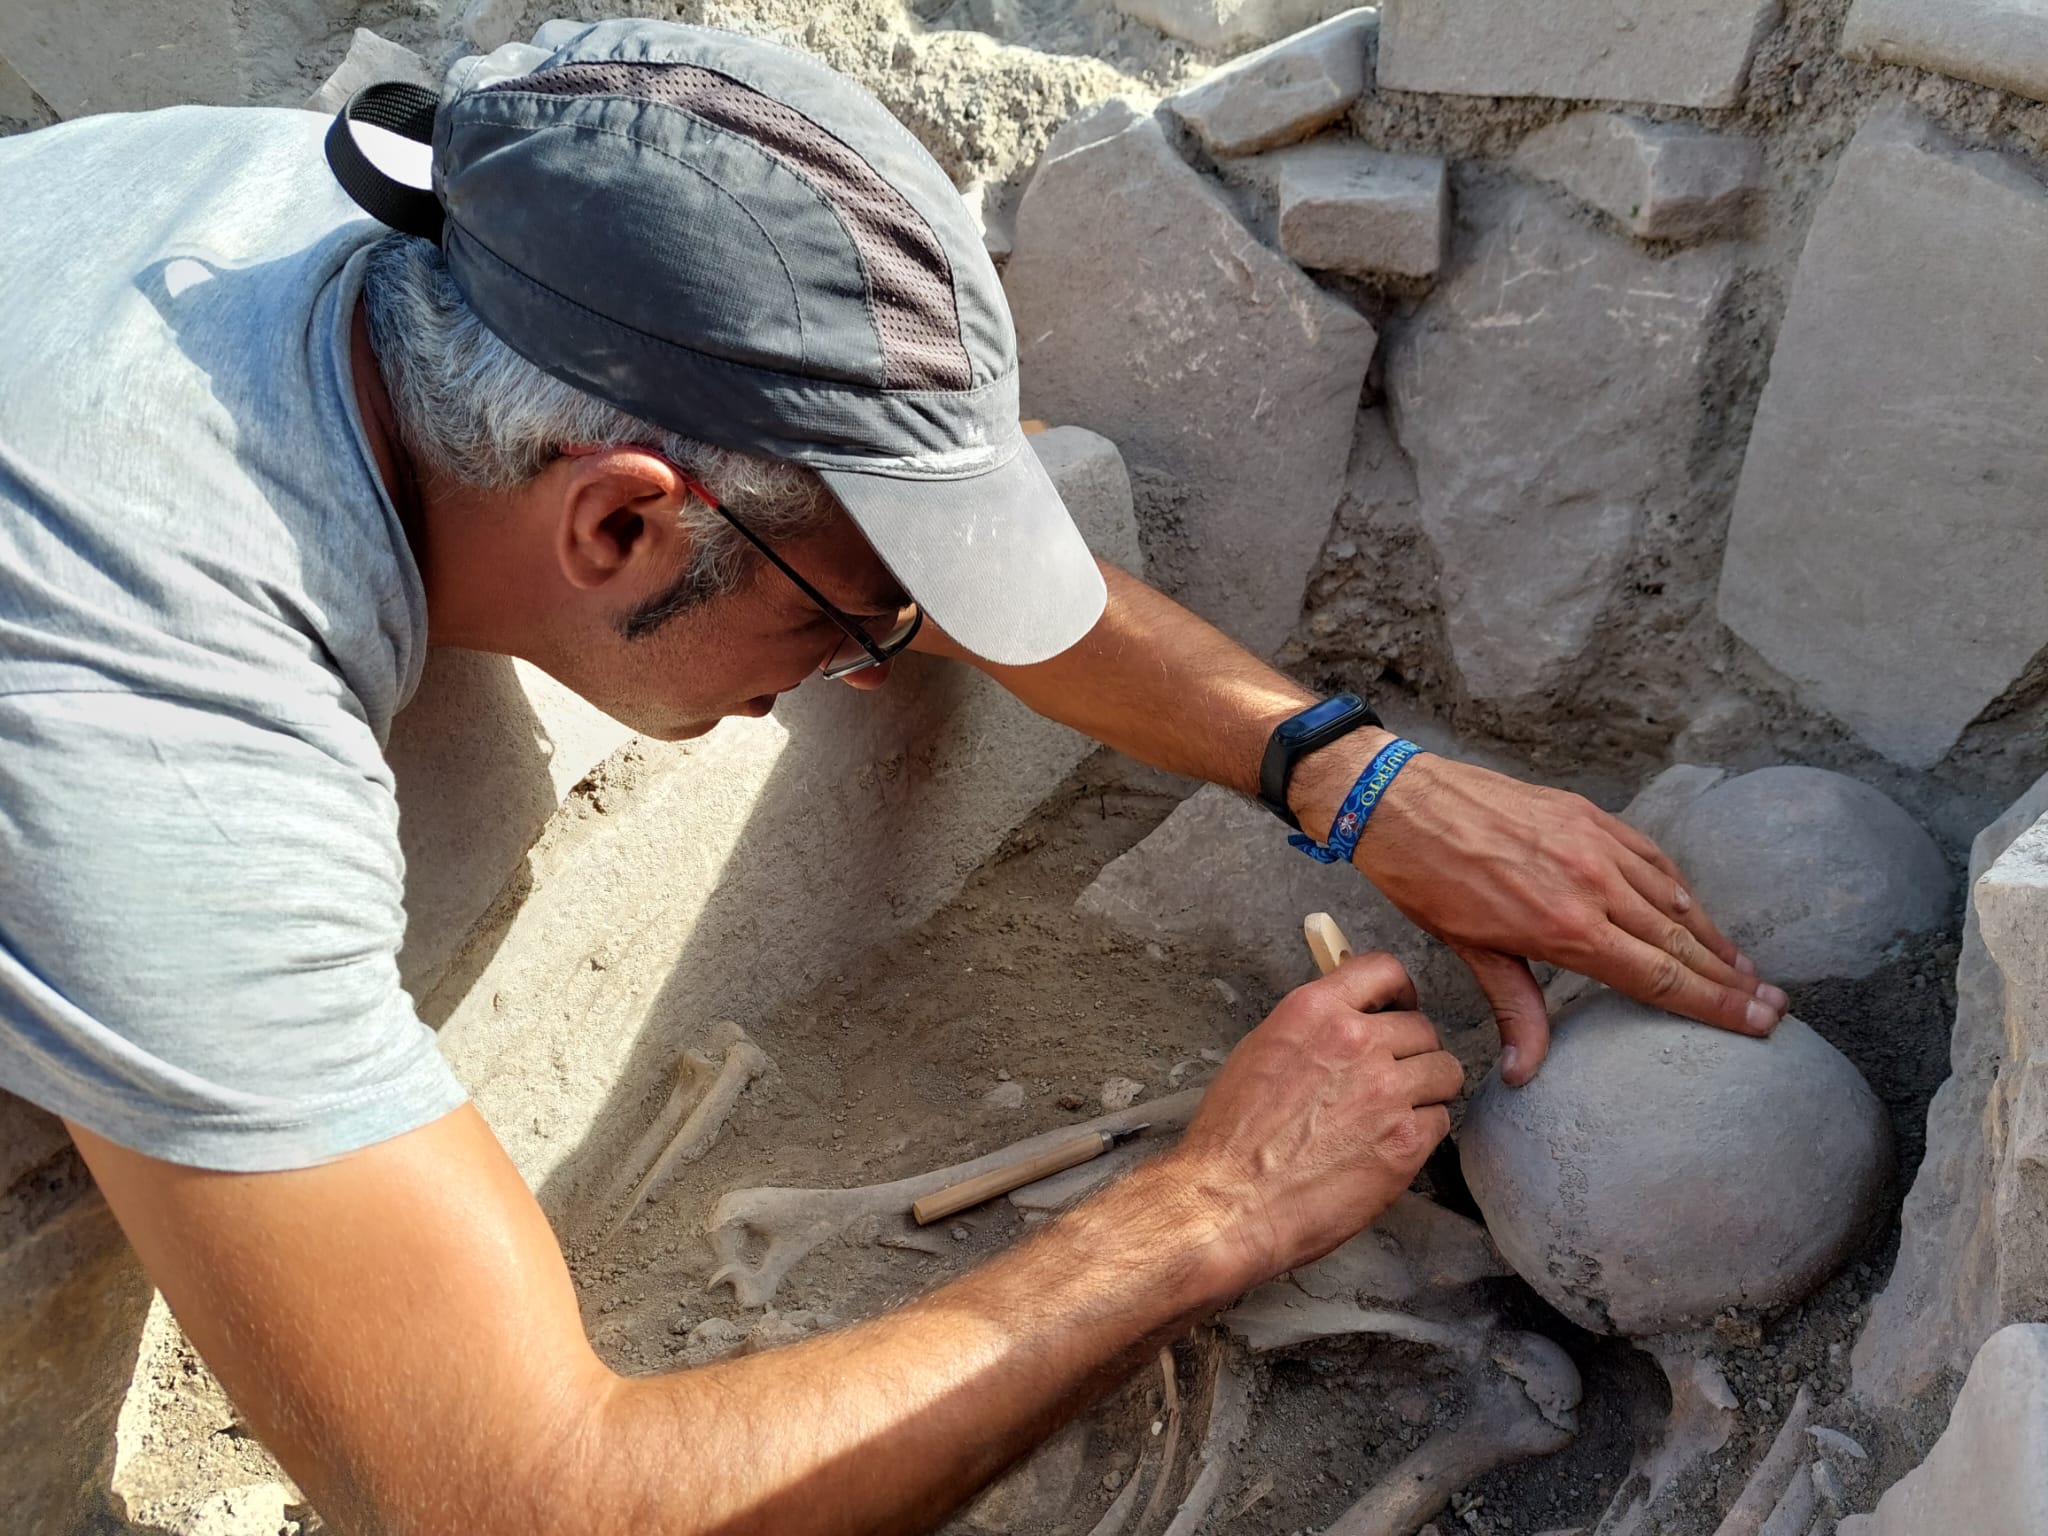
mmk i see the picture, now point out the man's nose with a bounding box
[838,659,894,691]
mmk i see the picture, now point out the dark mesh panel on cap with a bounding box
[496,60,973,393]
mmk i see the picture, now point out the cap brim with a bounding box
[818,436,1108,667]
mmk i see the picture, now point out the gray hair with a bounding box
[359,233,839,636]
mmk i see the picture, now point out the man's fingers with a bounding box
[1355,1008,1442,1061]
[1608,874,1757,998]
[1314,950,1420,1015]
[1607,824,1746,970]
[1394,1048,1466,1107]
[1457,947,1549,1086]
[1594,928,1784,1037]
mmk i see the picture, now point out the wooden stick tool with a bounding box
[911,1124,1149,1226]
[1304,911,1355,977]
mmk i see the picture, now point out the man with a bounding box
[0,18,1786,1533]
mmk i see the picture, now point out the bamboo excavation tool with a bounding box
[911,1124,1149,1226]
[1304,911,1354,977]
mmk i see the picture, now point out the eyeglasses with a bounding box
[706,496,923,679]
[558,446,922,678]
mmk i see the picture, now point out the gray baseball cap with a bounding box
[328,18,1105,666]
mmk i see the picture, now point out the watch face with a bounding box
[1285,694,1361,740]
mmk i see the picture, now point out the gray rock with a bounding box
[1842,0,2048,106]
[1113,0,1334,55]
[1514,112,1763,242]
[305,28,437,115]
[1979,814,2048,1330]
[1384,186,1733,705]
[1657,766,1951,986]
[1459,989,1893,1336]
[463,0,526,55]
[1026,426,1145,572]
[1007,108,1375,657]
[1377,0,1784,108]
[1276,145,1449,280]
[1855,770,2048,1409]
[1809,1426,1870,1462]
[0,0,245,117]
[1165,9,1373,156]
[1718,108,2048,769]
[1838,1326,2048,1536]
[1075,785,1489,1028]
[0,52,52,127]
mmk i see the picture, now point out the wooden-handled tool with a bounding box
[1304,911,1354,977]
[911,1125,1148,1226]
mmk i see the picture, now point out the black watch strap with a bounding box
[1257,693,1383,830]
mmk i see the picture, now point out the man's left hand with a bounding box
[1300,744,1789,1086]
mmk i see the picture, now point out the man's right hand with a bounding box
[1165,951,1464,1287]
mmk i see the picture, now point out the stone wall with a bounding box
[1003,0,2048,853]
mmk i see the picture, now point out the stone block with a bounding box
[1842,0,2048,107]
[1384,185,1732,705]
[1378,0,1784,109]
[1275,144,1448,280]
[1006,106,1375,658]
[1718,108,2048,769]
[423,437,1142,1207]
[1979,811,2048,1325]
[0,0,245,117]
[1839,1326,2048,1536]
[305,28,438,116]
[388,654,636,1000]
[0,51,51,128]
[1074,784,1489,1028]
[1165,9,1373,156]
[1514,112,1763,243]
[1113,0,1335,56]
[1856,770,2048,1409]
[1461,990,1892,1336]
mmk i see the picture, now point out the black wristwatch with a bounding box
[1257,693,1383,830]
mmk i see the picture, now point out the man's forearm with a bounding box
[586,1155,1241,1536]
[940,560,1387,829]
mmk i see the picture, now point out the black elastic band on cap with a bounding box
[325,81,444,244]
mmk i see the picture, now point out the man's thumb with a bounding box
[1457,947,1549,1087]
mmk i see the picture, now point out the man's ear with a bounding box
[554,447,692,592]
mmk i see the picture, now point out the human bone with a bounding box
[1596,1346,1740,1536]
[1460,990,1892,1335]
[599,1022,770,1239]
[1658,765,1951,984]
[1322,1332,1581,1536]
[1711,1387,1814,1536]
[705,1091,1200,1305]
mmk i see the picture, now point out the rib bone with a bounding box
[1160,1341,1252,1536]
[1323,1331,1581,1536]
[706,1090,1201,1306]
[1711,1387,1814,1536]
[606,1024,771,1240]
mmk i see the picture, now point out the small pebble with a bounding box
[1210,977,1240,1006]
[1102,1470,1125,1492]
[1100,1076,1145,1111]
[950,1225,970,1242]
[1810,1426,1869,1461]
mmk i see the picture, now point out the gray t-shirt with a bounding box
[0,106,470,1170]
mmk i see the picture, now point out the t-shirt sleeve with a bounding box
[0,690,468,1171]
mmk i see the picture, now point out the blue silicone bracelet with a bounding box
[1288,738,1424,865]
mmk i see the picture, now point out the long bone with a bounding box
[1159,1340,1252,1536]
[1323,1331,1582,1536]
[603,1023,771,1241]
[1596,1344,1741,1536]
[706,1090,1202,1305]
[1711,1388,1814,1536]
